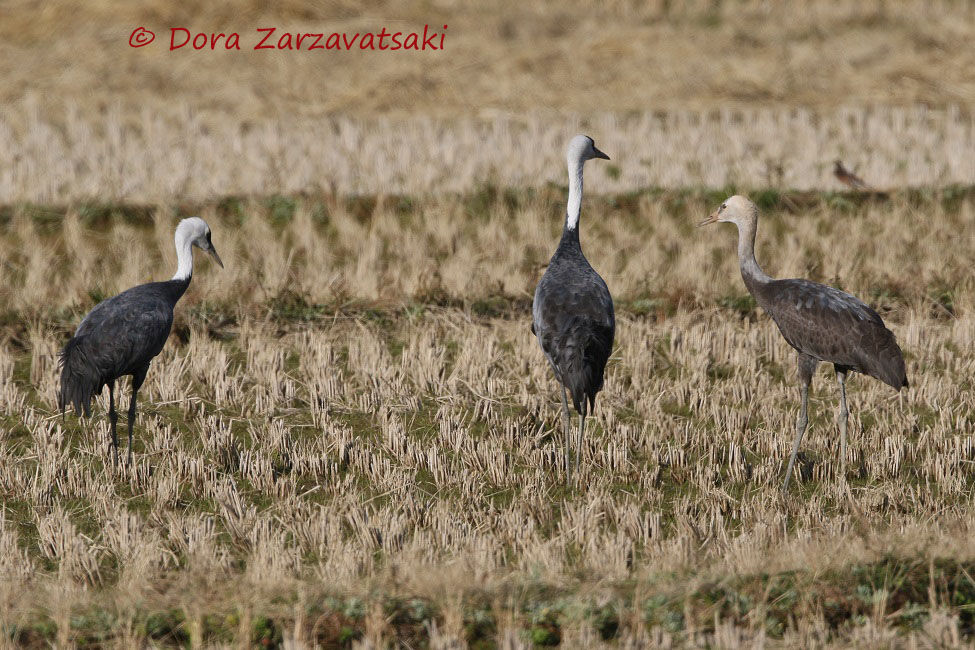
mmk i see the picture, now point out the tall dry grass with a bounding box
[4,305,975,645]
[1,104,974,203]
[0,192,974,644]
[1,189,972,318]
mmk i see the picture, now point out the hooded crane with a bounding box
[700,196,907,491]
[532,134,614,481]
[59,217,222,464]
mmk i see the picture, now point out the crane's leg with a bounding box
[576,400,587,481]
[127,368,148,465]
[783,355,818,492]
[835,367,849,482]
[560,384,571,480]
[107,380,119,466]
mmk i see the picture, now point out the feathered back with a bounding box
[58,279,188,417]
[533,227,616,412]
[754,278,908,390]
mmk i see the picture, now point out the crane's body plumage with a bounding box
[60,279,188,417]
[746,276,908,390]
[59,217,221,463]
[702,195,907,491]
[533,224,615,413]
[532,134,613,480]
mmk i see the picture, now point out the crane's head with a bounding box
[698,195,758,229]
[566,134,610,167]
[176,217,223,268]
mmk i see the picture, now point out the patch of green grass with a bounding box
[251,615,282,648]
[590,604,619,640]
[718,293,757,316]
[10,558,975,645]
[144,608,189,644]
[266,289,328,321]
[9,616,58,646]
[266,195,298,227]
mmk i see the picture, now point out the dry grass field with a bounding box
[4,0,975,120]
[5,0,975,647]
[1,190,975,646]
[4,0,975,204]
[4,105,975,203]
[0,0,975,205]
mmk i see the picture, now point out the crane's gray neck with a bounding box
[735,217,771,287]
[565,155,584,231]
[172,233,195,282]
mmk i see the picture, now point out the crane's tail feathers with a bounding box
[854,325,909,392]
[871,346,908,391]
[875,360,908,392]
[59,336,100,417]
[556,320,613,415]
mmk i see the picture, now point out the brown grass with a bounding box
[2,189,972,317]
[4,1,975,643]
[1,191,975,645]
[4,1,975,203]
[3,0,975,121]
[3,104,975,203]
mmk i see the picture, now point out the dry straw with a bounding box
[0,194,973,643]
[1,105,975,203]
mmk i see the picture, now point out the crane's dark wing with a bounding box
[532,264,615,412]
[758,279,907,389]
[60,284,176,416]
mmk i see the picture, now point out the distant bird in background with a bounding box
[532,135,614,482]
[59,217,222,464]
[700,196,907,491]
[833,160,872,191]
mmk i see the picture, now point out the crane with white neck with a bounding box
[700,195,908,491]
[532,134,614,482]
[59,217,223,464]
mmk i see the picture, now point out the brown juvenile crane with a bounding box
[700,196,908,491]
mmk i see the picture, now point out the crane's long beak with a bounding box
[593,147,610,160]
[698,211,719,227]
[207,246,224,268]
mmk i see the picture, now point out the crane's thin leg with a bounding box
[107,380,119,466]
[783,355,817,492]
[782,384,809,492]
[836,368,849,482]
[576,400,587,481]
[127,369,147,466]
[560,384,571,480]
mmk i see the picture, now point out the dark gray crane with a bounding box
[532,134,614,482]
[700,195,907,491]
[59,217,222,464]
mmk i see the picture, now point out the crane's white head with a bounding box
[699,195,758,229]
[566,134,610,167]
[173,217,222,281]
[564,135,610,230]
